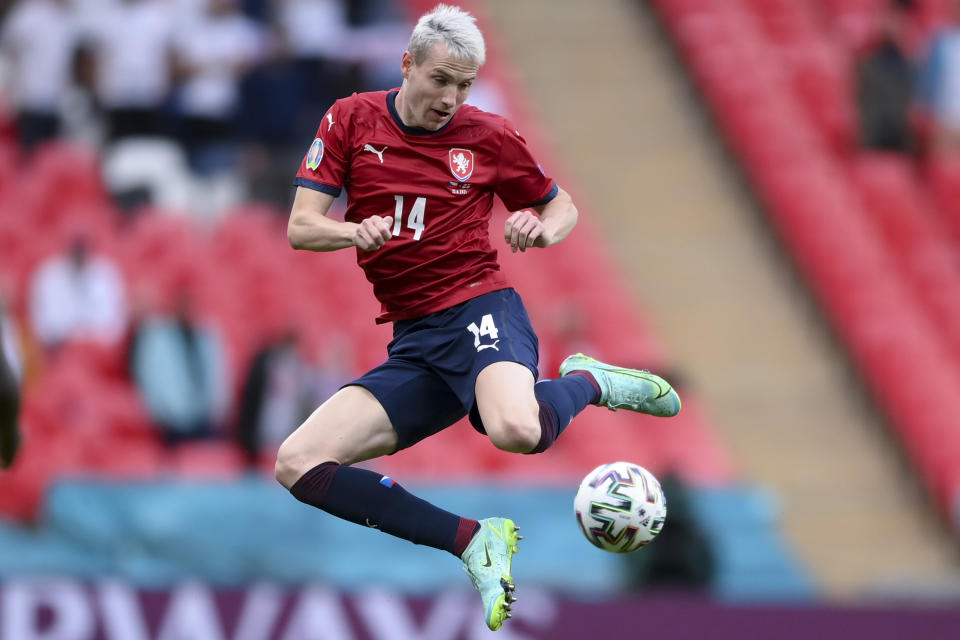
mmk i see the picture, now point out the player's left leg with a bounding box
[474,360,600,454]
[559,353,681,417]
[280,360,522,631]
[469,292,680,455]
[277,380,480,559]
[476,357,681,456]
[453,289,601,455]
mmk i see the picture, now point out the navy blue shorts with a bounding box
[345,288,540,452]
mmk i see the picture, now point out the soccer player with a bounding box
[277,4,681,630]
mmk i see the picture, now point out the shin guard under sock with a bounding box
[528,375,600,453]
[289,461,478,556]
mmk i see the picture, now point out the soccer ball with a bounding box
[574,461,667,553]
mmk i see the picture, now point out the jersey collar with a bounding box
[387,90,456,136]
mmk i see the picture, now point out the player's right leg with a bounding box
[275,384,399,479]
[275,364,522,630]
[275,384,480,557]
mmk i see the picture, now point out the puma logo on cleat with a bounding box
[363,144,388,163]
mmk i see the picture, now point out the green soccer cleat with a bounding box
[461,517,521,631]
[559,353,681,417]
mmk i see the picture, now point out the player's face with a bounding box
[398,44,478,131]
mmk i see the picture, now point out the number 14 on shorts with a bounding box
[467,314,500,352]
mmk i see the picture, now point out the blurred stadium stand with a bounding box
[0,479,814,600]
[652,0,960,529]
[7,0,960,636]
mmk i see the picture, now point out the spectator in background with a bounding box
[0,0,77,153]
[0,286,23,386]
[275,0,408,128]
[236,22,306,209]
[236,329,309,466]
[303,331,356,404]
[0,343,19,470]
[173,0,265,174]
[28,231,127,353]
[129,285,230,446]
[626,473,715,591]
[276,0,352,126]
[79,0,178,142]
[0,295,21,469]
[239,0,270,23]
[856,0,916,153]
[341,0,411,92]
[237,329,356,467]
[918,0,960,152]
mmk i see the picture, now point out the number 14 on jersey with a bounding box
[392,195,426,240]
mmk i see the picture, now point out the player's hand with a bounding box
[504,210,551,253]
[354,216,393,251]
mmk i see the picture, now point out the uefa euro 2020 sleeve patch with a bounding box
[306,138,324,170]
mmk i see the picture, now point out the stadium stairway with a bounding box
[478,0,960,597]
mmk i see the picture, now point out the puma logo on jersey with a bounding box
[477,340,500,352]
[363,144,388,163]
[326,113,335,131]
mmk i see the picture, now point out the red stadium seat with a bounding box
[654,0,960,520]
[168,441,246,478]
[851,153,960,364]
[55,339,128,382]
[926,153,960,245]
[86,437,165,478]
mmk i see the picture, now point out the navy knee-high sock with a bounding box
[290,462,479,557]
[529,374,601,454]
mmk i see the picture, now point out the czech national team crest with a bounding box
[306,138,324,170]
[448,148,474,182]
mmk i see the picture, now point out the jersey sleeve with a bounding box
[493,119,558,211]
[293,100,350,196]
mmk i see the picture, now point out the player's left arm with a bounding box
[503,187,578,253]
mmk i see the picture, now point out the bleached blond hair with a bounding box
[407,4,486,66]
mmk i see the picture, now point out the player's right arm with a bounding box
[290,99,395,252]
[288,187,394,252]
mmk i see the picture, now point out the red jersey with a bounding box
[294,90,557,323]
